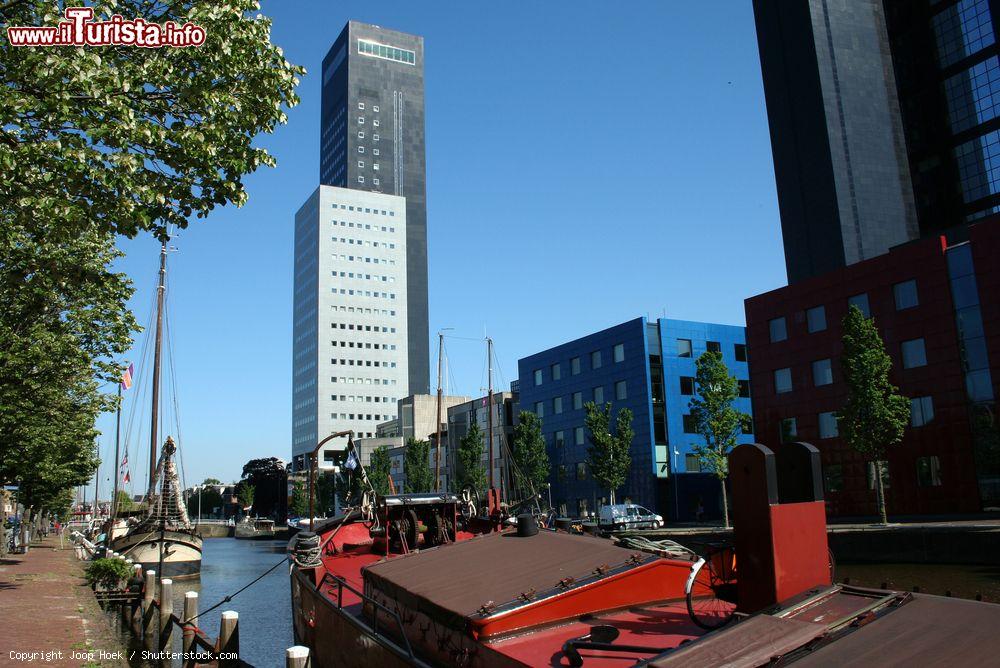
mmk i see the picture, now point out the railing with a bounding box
[320,572,416,659]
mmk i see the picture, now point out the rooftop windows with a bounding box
[357,39,416,65]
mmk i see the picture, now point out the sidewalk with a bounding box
[0,535,128,667]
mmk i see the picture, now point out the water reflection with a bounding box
[837,562,1000,601]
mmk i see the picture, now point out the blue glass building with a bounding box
[517,317,754,521]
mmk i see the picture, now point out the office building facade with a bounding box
[446,391,519,500]
[517,318,754,521]
[292,186,409,468]
[320,21,429,394]
[744,221,1000,516]
[753,0,1000,283]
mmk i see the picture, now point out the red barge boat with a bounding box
[289,441,1000,667]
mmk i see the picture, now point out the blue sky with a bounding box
[92,1,786,492]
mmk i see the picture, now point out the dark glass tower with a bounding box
[753,0,1000,284]
[320,21,430,394]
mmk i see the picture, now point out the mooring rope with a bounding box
[180,555,289,624]
[290,533,322,569]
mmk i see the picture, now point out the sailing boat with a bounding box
[109,240,202,579]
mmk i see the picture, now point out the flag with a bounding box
[121,363,134,390]
[120,452,130,484]
[345,449,358,471]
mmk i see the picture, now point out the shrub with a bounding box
[84,558,132,590]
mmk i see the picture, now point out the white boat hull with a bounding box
[111,529,203,579]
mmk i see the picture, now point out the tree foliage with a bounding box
[239,457,285,518]
[237,482,254,510]
[190,487,222,517]
[403,438,433,494]
[584,402,633,505]
[839,306,910,524]
[0,0,304,241]
[368,446,393,496]
[456,422,487,494]
[688,351,751,528]
[202,477,222,486]
[511,411,550,495]
[0,0,302,517]
[289,480,307,518]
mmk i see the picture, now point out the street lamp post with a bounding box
[673,449,680,522]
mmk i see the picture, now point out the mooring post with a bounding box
[218,610,239,666]
[143,569,157,643]
[159,578,174,650]
[286,645,310,668]
[182,591,198,656]
[129,564,143,630]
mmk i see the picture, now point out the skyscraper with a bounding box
[319,21,429,395]
[291,186,409,469]
[753,0,1000,284]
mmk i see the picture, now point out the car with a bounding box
[598,504,663,531]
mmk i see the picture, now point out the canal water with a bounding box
[837,561,1000,601]
[122,537,293,667]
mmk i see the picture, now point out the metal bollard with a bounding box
[159,578,173,650]
[218,610,239,667]
[286,645,310,668]
[182,591,198,655]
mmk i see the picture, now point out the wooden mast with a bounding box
[487,337,494,493]
[149,239,168,494]
[434,332,444,493]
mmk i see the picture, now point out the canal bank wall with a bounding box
[617,520,1000,566]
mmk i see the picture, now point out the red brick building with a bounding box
[744,221,1000,517]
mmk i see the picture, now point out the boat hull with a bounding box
[235,527,276,540]
[111,529,203,580]
[291,567,422,668]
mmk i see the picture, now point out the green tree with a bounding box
[839,306,910,524]
[114,490,135,513]
[289,481,308,518]
[403,438,433,493]
[202,478,222,486]
[190,487,222,518]
[0,0,303,242]
[237,483,255,512]
[456,423,487,494]
[368,446,393,496]
[688,351,752,528]
[584,402,634,505]
[511,411,551,496]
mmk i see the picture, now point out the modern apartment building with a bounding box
[744,222,1000,516]
[320,21,429,394]
[291,186,409,469]
[517,318,754,521]
[753,0,1000,283]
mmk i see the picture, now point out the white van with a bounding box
[598,504,663,531]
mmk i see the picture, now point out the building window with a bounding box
[683,414,698,433]
[806,306,827,333]
[358,116,365,124]
[956,129,1000,202]
[780,417,797,442]
[769,317,787,343]
[848,293,870,318]
[706,341,721,354]
[812,358,833,386]
[534,401,544,418]
[945,56,1000,133]
[577,498,588,517]
[824,464,844,493]
[358,146,365,154]
[932,0,995,68]
[357,38,417,65]
[680,376,695,395]
[734,343,748,362]
[677,339,693,358]
[572,391,583,410]
[373,105,379,112]
[774,367,792,394]
[593,386,604,404]
[893,280,919,310]
[357,175,364,183]
[911,396,935,427]
[551,362,561,381]
[557,465,567,482]
[358,131,365,139]
[576,462,587,481]
[591,350,602,369]
[613,343,625,363]
[358,160,365,168]
[901,338,928,369]
[554,396,563,414]
[916,456,943,487]
[534,369,543,386]
[571,357,581,375]
[373,119,380,127]
[738,379,751,398]
[615,380,627,400]
[554,430,565,448]
[373,134,379,141]
[818,411,839,439]
[685,454,702,473]
[575,426,585,446]
[867,461,891,490]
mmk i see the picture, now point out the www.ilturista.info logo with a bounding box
[6,6,206,47]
